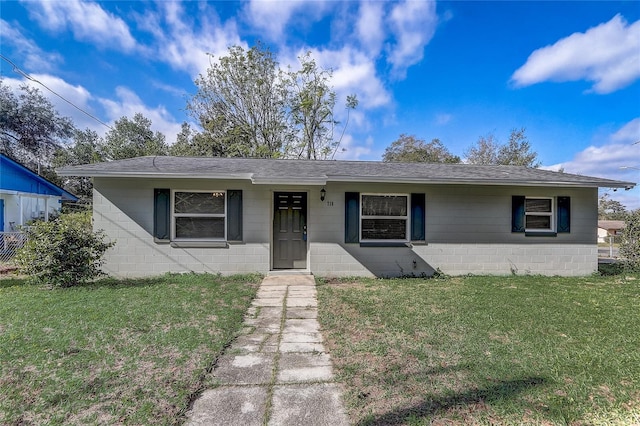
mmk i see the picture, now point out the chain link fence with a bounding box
[0,231,28,265]
[599,234,622,259]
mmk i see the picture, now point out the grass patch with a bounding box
[318,273,640,425]
[0,273,261,425]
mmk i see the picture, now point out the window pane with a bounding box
[362,219,407,239]
[175,217,225,239]
[362,195,407,216]
[525,199,551,213]
[526,215,551,230]
[175,192,225,214]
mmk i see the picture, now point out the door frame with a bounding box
[270,190,310,271]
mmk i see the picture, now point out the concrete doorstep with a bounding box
[185,275,349,426]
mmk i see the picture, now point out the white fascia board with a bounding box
[326,175,634,188]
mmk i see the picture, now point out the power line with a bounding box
[0,54,113,130]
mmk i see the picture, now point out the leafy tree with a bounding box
[619,209,640,271]
[498,128,540,167]
[286,53,358,160]
[169,122,222,157]
[463,133,499,165]
[186,45,357,160]
[0,79,74,176]
[187,44,290,158]
[465,128,540,167]
[53,128,104,199]
[101,113,168,160]
[382,134,461,163]
[598,194,628,220]
[15,211,114,288]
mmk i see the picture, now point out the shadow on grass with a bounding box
[0,276,31,289]
[358,376,547,426]
[597,262,625,276]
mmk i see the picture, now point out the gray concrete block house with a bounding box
[58,156,635,278]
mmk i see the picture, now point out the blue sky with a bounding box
[2,1,639,208]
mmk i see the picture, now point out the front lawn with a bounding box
[318,273,640,425]
[0,273,260,425]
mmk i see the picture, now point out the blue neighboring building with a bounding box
[0,154,78,232]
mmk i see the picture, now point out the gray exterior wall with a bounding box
[93,178,598,278]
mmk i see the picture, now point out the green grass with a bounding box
[318,272,640,425]
[0,273,260,425]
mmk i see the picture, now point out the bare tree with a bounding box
[286,53,357,160]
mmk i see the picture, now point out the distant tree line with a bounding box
[382,128,540,167]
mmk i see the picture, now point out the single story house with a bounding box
[597,220,625,243]
[1,154,78,232]
[58,156,635,278]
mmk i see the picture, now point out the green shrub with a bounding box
[15,211,115,288]
[619,209,640,272]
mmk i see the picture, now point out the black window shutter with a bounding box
[557,196,570,233]
[410,193,426,241]
[227,190,243,241]
[345,192,360,243]
[512,195,525,233]
[154,188,170,241]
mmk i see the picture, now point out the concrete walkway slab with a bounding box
[186,386,267,426]
[286,307,318,319]
[281,331,323,343]
[213,353,275,385]
[185,274,348,426]
[283,318,321,333]
[269,383,349,426]
[287,297,316,307]
[278,353,335,382]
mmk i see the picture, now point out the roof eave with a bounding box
[56,170,254,180]
[326,175,636,188]
[55,169,636,189]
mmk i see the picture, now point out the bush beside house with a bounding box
[15,211,114,288]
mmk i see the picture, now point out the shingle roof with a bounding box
[598,220,626,230]
[57,156,636,189]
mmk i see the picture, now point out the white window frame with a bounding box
[360,193,410,242]
[171,190,227,241]
[524,196,555,233]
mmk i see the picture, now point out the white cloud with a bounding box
[386,0,438,79]
[2,74,100,133]
[334,134,374,161]
[22,0,138,52]
[546,118,640,209]
[511,14,640,94]
[244,0,329,41]
[435,113,453,125]
[245,0,304,40]
[137,2,244,77]
[98,87,182,143]
[4,74,182,144]
[308,47,392,110]
[356,2,385,57]
[0,19,63,72]
[611,117,640,143]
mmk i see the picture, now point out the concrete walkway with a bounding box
[185,275,349,426]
